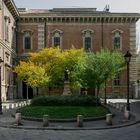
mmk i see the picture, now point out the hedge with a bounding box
[31,95,100,106]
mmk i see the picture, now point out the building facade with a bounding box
[0,0,19,101]
[0,0,140,100]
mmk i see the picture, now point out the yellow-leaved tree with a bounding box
[15,61,49,88]
[14,47,84,88]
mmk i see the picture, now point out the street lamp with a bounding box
[0,57,3,114]
[104,74,107,105]
[124,51,132,111]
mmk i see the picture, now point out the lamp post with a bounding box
[124,51,132,111]
[0,58,3,114]
[104,79,107,104]
[104,74,107,105]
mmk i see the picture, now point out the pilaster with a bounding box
[129,23,137,84]
[38,23,45,49]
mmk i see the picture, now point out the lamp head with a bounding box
[124,51,132,63]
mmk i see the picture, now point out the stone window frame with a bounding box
[4,16,10,42]
[112,29,123,50]
[82,29,94,51]
[51,29,63,48]
[5,52,10,63]
[22,30,33,50]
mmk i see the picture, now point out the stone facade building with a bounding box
[0,0,19,101]
[136,51,140,98]
[0,0,140,100]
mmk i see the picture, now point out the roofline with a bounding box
[3,0,19,19]
[19,12,140,17]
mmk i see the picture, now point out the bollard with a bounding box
[116,103,120,110]
[3,105,6,110]
[112,103,116,108]
[15,113,22,125]
[108,101,111,105]
[24,101,26,105]
[124,110,130,120]
[9,104,12,109]
[110,102,113,107]
[77,115,83,127]
[106,114,112,125]
[120,104,125,112]
[124,105,127,112]
[14,103,16,108]
[43,115,49,127]
[27,100,31,105]
[20,102,22,107]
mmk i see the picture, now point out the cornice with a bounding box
[19,12,140,17]
[17,13,140,24]
[17,8,140,23]
[3,0,19,19]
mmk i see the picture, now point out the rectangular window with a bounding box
[24,36,31,49]
[6,25,9,41]
[85,37,91,51]
[113,74,120,86]
[54,37,60,47]
[5,68,10,85]
[4,21,9,41]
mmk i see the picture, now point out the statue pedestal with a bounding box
[62,81,72,95]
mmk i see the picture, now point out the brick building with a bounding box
[0,0,140,100]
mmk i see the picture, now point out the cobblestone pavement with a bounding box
[0,122,140,140]
[0,100,139,140]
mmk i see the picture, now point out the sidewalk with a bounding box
[0,99,139,130]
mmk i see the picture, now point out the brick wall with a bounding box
[17,21,132,96]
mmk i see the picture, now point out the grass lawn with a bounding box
[17,106,108,119]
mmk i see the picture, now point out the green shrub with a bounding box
[31,95,100,106]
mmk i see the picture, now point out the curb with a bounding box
[0,113,139,130]
[0,104,139,130]
[0,119,140,130]
[11,113,107,122]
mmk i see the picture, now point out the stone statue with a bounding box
[64,68,69,81]
[63,68,71,95]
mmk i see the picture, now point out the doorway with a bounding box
[22,82,33,99]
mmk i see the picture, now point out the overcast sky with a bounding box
[14,0,140,12]
[14,0,140,50]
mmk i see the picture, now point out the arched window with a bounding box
[23,32,32,50]
[51,29,63,48]
[82,29,93,51]
[112,29,123,50]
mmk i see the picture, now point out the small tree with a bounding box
[95,50,125,95]
[72,49,125,96]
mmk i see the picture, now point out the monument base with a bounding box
[62,81,72,95]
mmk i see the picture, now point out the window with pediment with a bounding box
[112,29,123,50]
[82,29,93,51]
[23,32,32,50]
[52,29,63,48]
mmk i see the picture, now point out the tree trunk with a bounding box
[97,87,100,98]
[96,86,100,105]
